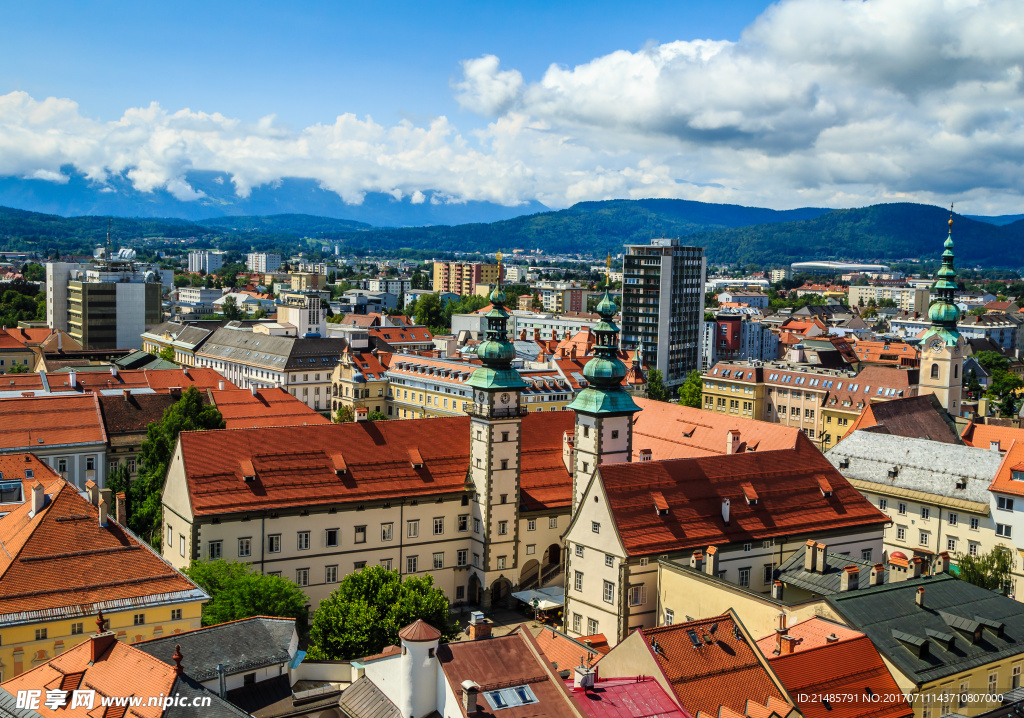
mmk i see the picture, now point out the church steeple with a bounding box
[924,206,961,346]
[468,251,526,393]
[920,208,965,416]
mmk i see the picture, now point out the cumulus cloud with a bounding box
[2,0,1023,213]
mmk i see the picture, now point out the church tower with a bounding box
[567,256,642,512]
[466,252,527,606]
[919,211,965,415]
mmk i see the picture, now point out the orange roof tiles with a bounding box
[961,422,1024,452]
[0,394,105,451]
[989,441,1024,498]
[598,433,887,556]
[0,454,59,514]
[0,477,202,616]
[754,617,861,655]
[851,340,920,367]
[209,387,330,429]
[536,627,604,673]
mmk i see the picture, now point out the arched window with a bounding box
[930,363,939,379]
[954,363,959,379]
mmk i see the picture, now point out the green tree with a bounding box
[21,263,45,282]
[221,295,243,320]
[158,346,176,363]
[308,565,458,660]
[334,406,355,423]
[955,547,1013,594]
[410,292,444,333]
[677,370,703,408]
[966,369,982,399]
[987,369,1023,416]
[367,410,388,421]
[6,362,30,374]
[183,559,309,629]
[129,387,225,548]
[646,369,670,402]
[975,351,1010,374]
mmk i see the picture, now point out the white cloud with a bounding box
[1,0,1023,213]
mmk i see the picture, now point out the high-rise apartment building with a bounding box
[848,285,930,313]
[432,261,500,295]
[187,250,223,274]
[246,252,282,273]
[620,238,705,387]
[701,311,778,370]
[47,250,164,350]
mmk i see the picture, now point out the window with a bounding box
[602,580,615,603]
[898,502,907,515]
[763,564,775,584]
[998,523,1012,537]
[573,613,582,632]
[380,558,393,571]
[382,523,394,541]
[167,525,173,547]
[947,537,958,552]
[1014,665,1021,689]
[919,530,930,546]
[474,518,481,534]
[640,557,649,566]
[457,549,468,566]
[971,517,980,530]
[628,585,646,606]
[527,518,536,531]
[296,569,309,587]
[456,586,465,601]
[592,521,601,534]
[575,544,584,558]
[324,528,339,548]
[879,498,887,510]
[502,431,509,442]
[171,609,182,621]
[297,531,310,550]
[497,556,506,569]
[433,517,444,535]
[999,496,1015,511]
[988,672,998,694]
[238,537,251,557]
[897,526,906,541]
[605,554,614,567]
[407,520,419,538]
[355,525,367,544]
[354,561,366,570]
[71,622,83,635]
[948,513,958,526]
[921,507,930,520]
[407,556,418,573]
[549,517,558,529]
[498,521,508,535]
[268,534,281,553]
[861,549,872,562]
[433,552,444,570]
[326,565,338,583]
[35,628,47,640]
[665,609,674,625]
[527,544,535,555]
[738,568,750,588]
[575,571,584,592]
[501,459,508,470]
[133,614,145,626]
[588,618,599,635]
[958,680,969,708]
[458,515,469,532]
[180,534,186,558]
[743,543,752,552]
[208,540,222,560]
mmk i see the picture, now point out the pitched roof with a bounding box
[0,477,205,619]
[774,547,887,595]
[630,399,801,461]
[208,387,331,429]
[827,573,1024,684]
[989,441,1024,497]
[597,433,887,556]
[961,422,1024,452]
[638,613,790,717]
[178,412,575,516]
[756,619,912,718]
[536,626,604,673]
[0,633,248,718]
[0,454,60,515]
[436,625,584,717]
[568,676,689,718]
[337,675,401,718]
[847,394,962,444]
[97,392,179,435]
[134,616,296,682]
[755,617,862,655]
[0,394,106,451]
[197,328,345,372]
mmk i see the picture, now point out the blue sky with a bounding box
[0,0,1021,214]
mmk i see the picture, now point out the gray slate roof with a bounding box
[135,616,297,682]
[827,573,1024,685]
[198,327,346,372]
[339,675,401,718]
[826,430,1003,504]
[144,321,218,350]
[0,688,43,718]
[776,548,887,595]
[167,675,252,718]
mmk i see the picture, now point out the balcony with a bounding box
[467,403,529,419]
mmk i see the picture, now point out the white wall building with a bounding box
[246,253,283,273]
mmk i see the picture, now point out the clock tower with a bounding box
[919,211,964,415]
[466,252,527,607]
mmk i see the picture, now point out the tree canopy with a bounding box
[183,559,309,629]
[308,565,458,660]
[646,369,670,402]
[677,370,703,408]
[955,547,1013,594]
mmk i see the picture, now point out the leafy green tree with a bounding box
[966,369,982,399]
[677,370,703,408]
[221,295,243,320]
[987,370,1023,416]
[646,369,670,402]
[327,313,346,324]
[128,387,225,548]
[6,362,30,374]
[308,565,458,660]
[158,346,176,363]
[975,351,1010,374]
[334,406,355,423]
[955,547,1013,594]
[21,263,45,282]
[409,292,444,333]
[367,410,388,421]
[183,559,309,629]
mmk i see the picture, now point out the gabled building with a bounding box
[962,422,1024,453]
[846,394,963,445]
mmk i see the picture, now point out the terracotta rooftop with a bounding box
[0,394,106,451]
[536,627,605,674]
[398,619,442,642]
[989,441,1024,498]
[0,454,60,515]
[847,394,961,444]
[597,432,888,557]
[568,676,689,718]
[754,616,862,655]
[0,476,205,618]
[209,387,331,429]
[962,422,1024,452]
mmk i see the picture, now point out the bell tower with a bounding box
[466,252,527,606]
[919,209,965,415]
[568,255,642,513]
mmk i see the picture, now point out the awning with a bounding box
[512,587,565,611]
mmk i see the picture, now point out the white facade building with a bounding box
[246,253,283,273]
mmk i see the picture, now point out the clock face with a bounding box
[929,338,944,352]
[477,391,486,403]
[500,393,510,404]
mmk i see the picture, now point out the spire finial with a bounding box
[172,644,184,675]
[96,609,106,634]
[949,202,954,230]
[496,250,503,288]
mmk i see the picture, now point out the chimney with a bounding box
[217,663,227,698]
[870,563,885,586]
[533,328,541,343]
[90,611,116,663]
[912,556,924,579]
[461,680,480,715]
[86,480,98,506]
[726,429,741,454]
[825,633,839,644]
[772,580,784,600]
[816,542,827,570]
[916,587,925,608]
[991,441,1001,452]
[69,370,77,387]
[562,431,575,473]
[804,539,817,572]
[775,613,787,654]
[110,366,118,377]
[218,380,225,391]
[569,345,577,361]
[173,644,184,676]
[936,551,951,574]
[468,612,492,640]
[98,497,109,527]
[29,481,45,517]
[115,492,126,525]
[705,545,719,576]
[250,386,258,397]
[690,551,703,572]
[840,566,860,592]
[721,498,730,525]
[780,635,797,655]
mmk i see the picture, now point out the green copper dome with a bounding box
[568,285,640,416]
[466,259,526,391]
[928,300,959,324]
[922,214,962,347]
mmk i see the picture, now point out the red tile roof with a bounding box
[962,422,1024,452]
[569,676,689,718]
[45,367,231,394]
[851,340,920,367]
[638,613,791,718]
[0,394,106,451]
[988,441,1024,498]
[0,477,201,615]
[210,387,331,429]
[756,619,912,718]
[597,433,888,556]
[536,627,604,673]
[0,454,60,514]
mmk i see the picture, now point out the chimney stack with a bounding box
[721,498,731,525]
[115,492,126,525]
[780,635,797,655]
[804,539,817,572]
[772,580,784,600]
[86,480,98,506]
[870,563,885,586]
[825,634,839,644]
[90,611,116,663]
[705,545,719,576]
[726,429,741,454]
[110,365,118,377]
[690,551,703,572]
[462,680,480,715]
[218,380,225,391]
[29,481,45,517]
[816,543,827,570]
[173,644,184,676]
[250,386,258,397]
[936,551,951,574]
[468,612,492,640]
[98,497,108,527]
[916,587,925,608]
[912,556,924,578]
[840,566,859,592]
[775,613,787,653]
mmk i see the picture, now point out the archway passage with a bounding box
[545,543,561,566]
[468,573,482,606]
[520,559,541,588]
[490,577,513,609]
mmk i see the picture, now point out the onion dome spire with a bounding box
[468,250,526,390]
[924,205,962,345]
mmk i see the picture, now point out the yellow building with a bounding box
[700,364,765,420]
[331,348,391,417]
[432,261,500,296]
[0,459,206,679]
[290,272,327,291]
